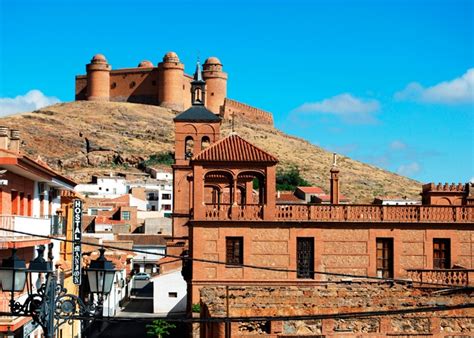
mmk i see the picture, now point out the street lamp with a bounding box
[0,245,117,338]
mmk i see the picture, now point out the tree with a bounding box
[276,166,310,191]
[146,319,176,338]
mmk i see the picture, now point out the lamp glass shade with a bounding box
[0,268,27,292]
[87,269,115,295]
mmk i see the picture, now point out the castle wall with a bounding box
[75,54,275,126]
[109,68,159,104]
[222,98,274,125]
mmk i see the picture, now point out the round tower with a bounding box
[202,56,227,115]
[158,51,184,111]
[86,54,111,101]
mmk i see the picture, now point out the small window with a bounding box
[90,209,98,215]
[433,239,451,269]
[122,211,131,220]
[211,92,214,96]
[163,204,171,211]
[297,237,314,279]
[376,238,394,278]
[111,82,117,89]
[162,194,171,200]
[130,81,136,88]
[168,292,178,298]
[226,237,243,265]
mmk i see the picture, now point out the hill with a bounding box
[0,101,421,202]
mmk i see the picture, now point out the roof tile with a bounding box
[193,134,278,163]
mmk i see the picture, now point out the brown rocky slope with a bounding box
[1,101,420,202]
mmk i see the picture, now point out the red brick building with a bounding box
[171,64,474,337]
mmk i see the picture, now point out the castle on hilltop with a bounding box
[75,52,273,125]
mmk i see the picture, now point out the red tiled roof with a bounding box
[318,194,350,202]
[193,134,278,163]
[297,186,325,194]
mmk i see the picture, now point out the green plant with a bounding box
[142,152,174,167]
[146,319,176,338]
[276,166,310,191]
[191,303,201,313]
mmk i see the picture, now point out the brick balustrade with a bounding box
[406,269,474,287]
[201,204,474,223]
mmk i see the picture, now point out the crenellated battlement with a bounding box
[222,98,274,125]
[75,52,275,126]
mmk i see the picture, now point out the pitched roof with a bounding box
[174,106,221,122]
[297,186,325,194]
[193,133,278,163]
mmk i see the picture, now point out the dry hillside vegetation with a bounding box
[1,101,420,202]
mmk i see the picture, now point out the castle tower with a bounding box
[330,153,340,204]
[202,57,227,115]
[158,51,184,111]
[86,54,111,101]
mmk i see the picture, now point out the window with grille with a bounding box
[121,211,131,220]
[226,237,243,265]
[297,237,314,279]
[376,238,393,278]
[433,238,450,269]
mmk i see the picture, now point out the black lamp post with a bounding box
[0,245,116,338]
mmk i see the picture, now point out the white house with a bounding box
[152,270,187,315]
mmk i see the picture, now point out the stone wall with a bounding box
[199,282,473,337]
[222,98,274,125]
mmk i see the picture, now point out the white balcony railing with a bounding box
[0,215,51,240]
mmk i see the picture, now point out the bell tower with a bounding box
[172,61,222,238]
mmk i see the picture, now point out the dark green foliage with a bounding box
[142,152,174,167]
[192,303,201,313]
[276,166,310,191]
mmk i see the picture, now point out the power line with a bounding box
[0,303,472,323]
[0,227,466,289]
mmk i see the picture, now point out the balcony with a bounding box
[201,204,473,223]
[407,269,474,287]
[0,215,51,241]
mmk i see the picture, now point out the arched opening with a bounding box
[237,171,266,205]
[185,136,194,159]
[201,136,211,150]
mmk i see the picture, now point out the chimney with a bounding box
[0,126,9,149]
[330,153,340,204]
[9,129,20,153]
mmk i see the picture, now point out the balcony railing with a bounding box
[0,215,51,240]
[276,204,473,223]
[406,269,473,287]
[200,204,474,222]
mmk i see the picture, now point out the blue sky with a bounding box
[0,0,472,183]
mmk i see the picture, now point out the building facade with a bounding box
[0,127,78,338]
[168,68,474,337]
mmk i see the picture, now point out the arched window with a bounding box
[201,136,210,150]
[185,136,194,159]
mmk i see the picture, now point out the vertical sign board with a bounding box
[73,199,82,285]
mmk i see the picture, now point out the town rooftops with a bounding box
[193,133,278,163]
[174,106,222,122]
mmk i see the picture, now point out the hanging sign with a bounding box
[72,199,82,285]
